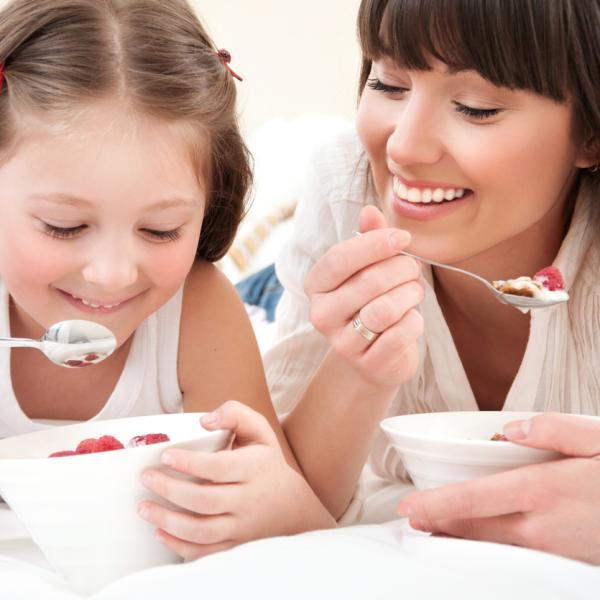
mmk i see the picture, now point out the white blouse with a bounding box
[264,125,600,523]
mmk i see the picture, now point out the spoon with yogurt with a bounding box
[0,320,117,367]
[351,231,569,311]
[400,251,569,311]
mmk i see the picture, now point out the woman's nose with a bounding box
[386,97,445,167]
[81,246,138,292]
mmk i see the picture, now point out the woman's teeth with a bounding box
[393,179,466,204]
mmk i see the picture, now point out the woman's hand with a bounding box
[138,401,335,561]
[304,205,424,387]
[396,413,600,564]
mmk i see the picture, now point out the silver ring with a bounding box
[352,314,379,343]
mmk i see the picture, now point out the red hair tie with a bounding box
[0,63,4,93]
[216,49,243,82]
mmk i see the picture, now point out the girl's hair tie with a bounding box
[0,63,4,92]
[216,49,243,82]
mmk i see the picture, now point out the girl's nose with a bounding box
[81,246,138,292]
[386,97,445,167]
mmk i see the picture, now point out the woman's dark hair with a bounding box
[357,0,600,188]
[0,0,251,262]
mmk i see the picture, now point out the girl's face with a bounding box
[356,58,593,265]
[0,102,205,345]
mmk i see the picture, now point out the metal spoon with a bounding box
[0,320,117,368]
[399,250,567,310]
[351,232,567,310]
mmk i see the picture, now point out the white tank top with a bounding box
[0,280,184,437]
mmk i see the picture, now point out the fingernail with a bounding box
[202,412,219,426]
[390,230,410,249]
[396,501,412,516]
[410,519,427,531]
[138,504,150,520]
[141,471,154,487]
[504,418,532,440]
[161,451,174,467]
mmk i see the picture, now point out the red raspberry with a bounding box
[533,266,564,291]
[75,435,124,454]
[48,450,77,458]
[94,435,124,451]
[128,433,170,447]
[75,438,97,454]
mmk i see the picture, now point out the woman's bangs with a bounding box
[359,0,567,101]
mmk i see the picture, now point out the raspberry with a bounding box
[95,435,125,451]
[533,266,564,291]
[75,438,97,454]
[128,433,170,447]
[75,435,124,454]
[48,450,77,458]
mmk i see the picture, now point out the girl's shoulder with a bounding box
[176,261,267,410]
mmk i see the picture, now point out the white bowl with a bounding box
[380,411,566,490]
[0,413,230,595]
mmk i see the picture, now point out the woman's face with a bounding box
[356,58,593,265]
[0,101,205,345]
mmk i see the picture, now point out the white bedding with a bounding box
[0,508,599,599]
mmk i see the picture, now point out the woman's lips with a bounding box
[390,187,473,221]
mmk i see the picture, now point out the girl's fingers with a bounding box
[156,443,270,484]
[304,227,411,296]
[155,529,236,561]
[138,503,235,546]
[201,400,279,448]
[309,255,422,333]
[140,470,240,515]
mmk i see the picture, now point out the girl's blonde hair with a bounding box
[0,0,252,261]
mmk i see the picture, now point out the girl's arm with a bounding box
[137,261,335,560]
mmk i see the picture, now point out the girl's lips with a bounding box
[390,189,473,222]
[57,289,139,314]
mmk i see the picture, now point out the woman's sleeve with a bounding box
[263,149,342,418]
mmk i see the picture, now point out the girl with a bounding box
[0,0,333,560]
[264,0,600,563]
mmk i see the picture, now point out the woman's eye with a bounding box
[42,223,86,239]
[142,228,181,242]
[454,103,501,120]
[366,78,408,95]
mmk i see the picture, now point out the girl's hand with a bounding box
[304,205,424,387]
[138,401,335,560]
[396,413,600,564]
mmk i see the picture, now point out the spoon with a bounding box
[399,250,567,310]
[0,320,117,368]
[351,232,567,310]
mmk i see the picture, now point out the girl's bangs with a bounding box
[359,0,568,101]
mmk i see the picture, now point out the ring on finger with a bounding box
[352,314,380,343]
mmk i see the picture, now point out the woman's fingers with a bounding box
[503,412,600,457]
[305,228,411,297]
[309,254,422,334]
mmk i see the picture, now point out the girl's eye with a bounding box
[141,228,181,242]
[366,78,408,95]
[454,103,501,120]
[42,223,86,239]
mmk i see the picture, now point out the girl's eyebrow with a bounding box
[28,193,201,210]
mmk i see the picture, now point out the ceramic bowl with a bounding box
[0,412,230,595]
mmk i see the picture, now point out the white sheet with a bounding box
[0,506,598,599]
